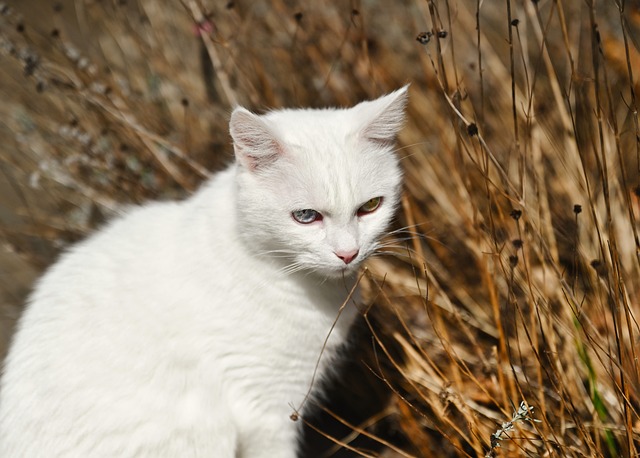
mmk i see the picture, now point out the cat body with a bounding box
[0,87,407,457]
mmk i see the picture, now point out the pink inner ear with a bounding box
[242,138,284,171]
[357,87,408,148]
[361,108,404,147]
[231,109,286,171]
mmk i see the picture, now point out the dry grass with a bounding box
[1,0,639,456]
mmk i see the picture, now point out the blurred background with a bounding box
[1,0,639,456]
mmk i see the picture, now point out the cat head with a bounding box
[230,86,408,279]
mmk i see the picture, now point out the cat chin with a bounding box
[316,263,362,280]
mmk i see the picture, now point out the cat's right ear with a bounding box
[355,85,409,148]
[229,107,285,171]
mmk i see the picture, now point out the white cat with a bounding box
[0,87,408,457]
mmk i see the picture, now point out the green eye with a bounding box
[292,209,322,224]
[357,197,382,215]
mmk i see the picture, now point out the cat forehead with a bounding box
[263,108,354,143]
[258,109,400,205]
[279,141,401,212]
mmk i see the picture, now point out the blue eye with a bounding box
[292,209,322,224]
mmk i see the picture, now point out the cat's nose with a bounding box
[335,249,359,265]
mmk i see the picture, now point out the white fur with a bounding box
[0,87,408,457]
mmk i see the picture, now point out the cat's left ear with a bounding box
[229,107,285,171]
[354,85,409,147]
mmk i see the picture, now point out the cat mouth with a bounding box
[326,261,362,278]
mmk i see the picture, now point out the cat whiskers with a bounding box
[278,262,309,277]
[254,248,310,277]
[368,226,434,263]
[384,223,433,240]
[256,248,298,259]
[390,141,432,161]
[381,224,452,252]
[370,244,422,263]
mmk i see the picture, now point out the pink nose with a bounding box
[335,249,359,265]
